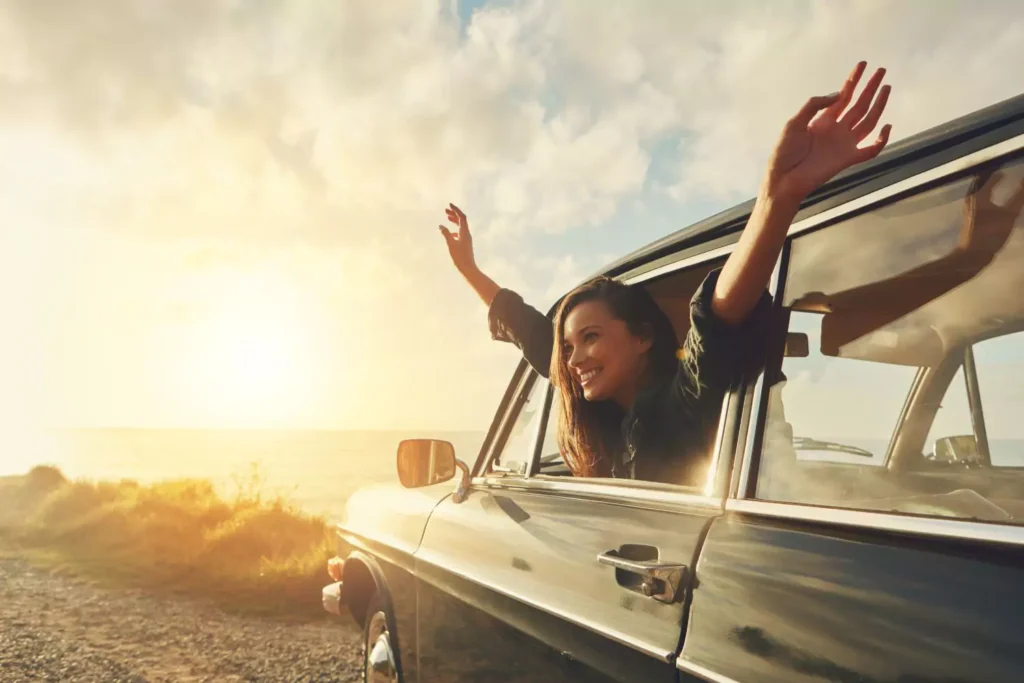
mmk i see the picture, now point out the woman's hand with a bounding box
[439,203,477,276]
[765,61,892,203]
[439,203,501,306]
[714,61,893,325]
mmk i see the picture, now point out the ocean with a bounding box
[4,430,1021,524]
[0,429,489,523]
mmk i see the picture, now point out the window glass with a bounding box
[924,333,1024,468]
[972,333,1024,467]
[535,390,569,476]
[757,157,1024,525]
[490,374,546,475]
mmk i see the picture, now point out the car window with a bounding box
[489,373,547,476]
[525,258,728,488]
[763,310,918,468]
[973,333,1024,467]
[534,387,568,476]
[925,332,1024,468]
[757,156,1024,525]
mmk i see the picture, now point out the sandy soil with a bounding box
[0,556,363,683]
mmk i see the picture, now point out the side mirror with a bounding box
[931,435,980,464]
[396,439,472,502]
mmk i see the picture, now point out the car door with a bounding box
[679,148,1024,683]
[411,254,745,683]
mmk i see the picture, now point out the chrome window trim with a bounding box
[734,377,764,499]
[414,546,676,662]
[621,244,734,285]
[676,657,742,683]
[739,133,1024,503]
[701,383,734,498]
[470,475,724,510]
[727,499,1024,548]
[785,131,1024,239]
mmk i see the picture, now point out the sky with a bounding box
[1,0,1023,432]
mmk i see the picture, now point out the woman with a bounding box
[439,61,893,485]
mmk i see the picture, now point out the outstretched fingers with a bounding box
[441,202,472,250]
[852,123,892,164]
[446,203,470,236]
[851,83,891,141]
[840,66,887,129]
[821,61,866,121]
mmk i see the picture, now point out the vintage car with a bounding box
[323,92,1024,683]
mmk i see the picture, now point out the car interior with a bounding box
[760,162,1024,523]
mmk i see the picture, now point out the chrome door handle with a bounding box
[597,550,687,604]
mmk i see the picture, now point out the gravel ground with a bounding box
[0,556,363,683]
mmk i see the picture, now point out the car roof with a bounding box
[596,91,1024,282]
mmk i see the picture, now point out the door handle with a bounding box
[597,550,687,604]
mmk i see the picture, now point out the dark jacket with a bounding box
[487,268,773,487]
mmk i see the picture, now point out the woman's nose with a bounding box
[567,345,586,369]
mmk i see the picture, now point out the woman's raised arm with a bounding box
[439,203,555,378]
[713,61,893,325]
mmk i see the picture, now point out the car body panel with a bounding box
[412,481,721,682]
[335,479,459,680]
[680,515,1024,683]
[341,481,456,558]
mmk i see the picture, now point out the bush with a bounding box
[25,465,67,492]
[6,465,335,620]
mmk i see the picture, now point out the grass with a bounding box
[1,464,338,621]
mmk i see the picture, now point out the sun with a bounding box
[198,310,315,426]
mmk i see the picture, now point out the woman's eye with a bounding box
[583,332,598,343]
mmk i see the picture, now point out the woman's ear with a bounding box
[636,323,655,353]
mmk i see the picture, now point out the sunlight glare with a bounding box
[198,307,316,426]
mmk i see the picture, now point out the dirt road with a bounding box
[0,556,362,682]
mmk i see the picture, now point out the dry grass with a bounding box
[2,465,335,620]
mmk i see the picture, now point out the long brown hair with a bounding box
[550,276,680,477]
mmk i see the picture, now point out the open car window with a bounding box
[529,257,730,492]
[486,372,546,477]
[757,155,1024,525]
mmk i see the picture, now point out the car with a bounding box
[322,91,1024,683]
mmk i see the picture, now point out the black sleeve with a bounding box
[487,288,555,379]
[678,267,773,401]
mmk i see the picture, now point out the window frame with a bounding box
[476,366,544,479]
[731,132,1024,548]
[470,244,746,509]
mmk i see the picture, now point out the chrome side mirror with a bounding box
[396,439,471,502]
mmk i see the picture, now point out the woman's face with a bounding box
[562,299,651,408]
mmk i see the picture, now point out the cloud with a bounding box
[2,0,1024,430]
